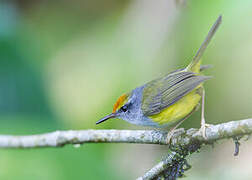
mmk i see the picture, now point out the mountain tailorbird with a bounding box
[96,16,222,142]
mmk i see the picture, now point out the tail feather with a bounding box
[186,15,222,72]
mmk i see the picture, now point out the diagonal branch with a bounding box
[0,118,251,148]
[136,152,177,180]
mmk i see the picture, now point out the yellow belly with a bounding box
[149,88,201,126]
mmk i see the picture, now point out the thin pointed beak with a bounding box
[96,113,117,125]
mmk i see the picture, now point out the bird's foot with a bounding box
[166,131,173,144]
[199,123,211,139]
[166,128,185,144]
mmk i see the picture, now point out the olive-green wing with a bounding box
[141,71,211,116]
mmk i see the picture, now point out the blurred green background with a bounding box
[0,0,252,179]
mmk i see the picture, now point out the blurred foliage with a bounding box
[0,0,252,179]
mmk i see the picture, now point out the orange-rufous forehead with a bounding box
[112,93,128,113]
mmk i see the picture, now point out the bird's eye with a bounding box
[121,105,128,112]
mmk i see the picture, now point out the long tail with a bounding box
[186,15,222,72]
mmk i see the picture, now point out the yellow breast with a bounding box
[149,88,201,126]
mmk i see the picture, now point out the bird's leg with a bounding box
[166,117,188,144]
[199,88,210,139]
[166,103,199,144]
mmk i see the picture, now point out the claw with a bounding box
[166,128,185,144]
[199,125,207,139]
[199,123,212,139]
[205,123,211,127]
[166,131,173,144]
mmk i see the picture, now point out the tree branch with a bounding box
[136,152,177,180]
[136,118,252,180]
[0,119,252,179]
[0,118,251,148]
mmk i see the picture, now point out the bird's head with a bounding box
[96,93,133,125]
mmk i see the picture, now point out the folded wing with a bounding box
[141,71,211,116]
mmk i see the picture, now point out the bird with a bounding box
[96,16,222,142]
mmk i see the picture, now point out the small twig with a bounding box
[233,137,241,156]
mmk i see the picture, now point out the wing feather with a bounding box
[141,71,211,116]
